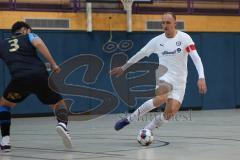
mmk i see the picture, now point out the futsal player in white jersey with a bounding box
[111,12,207,132]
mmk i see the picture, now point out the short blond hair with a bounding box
[163,12,176,20]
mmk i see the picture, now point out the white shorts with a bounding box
[157,76,186,104]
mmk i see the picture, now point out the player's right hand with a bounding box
[52,64,61,74]
[197,78,207,94]
[110,67,124,77]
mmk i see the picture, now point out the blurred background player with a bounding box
[0,21,72,152]
[111,12,207,133]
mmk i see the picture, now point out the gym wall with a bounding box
[0,30,239,115]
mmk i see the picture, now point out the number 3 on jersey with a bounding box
[8,39,19,52]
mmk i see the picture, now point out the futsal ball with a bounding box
[137,129,154,146]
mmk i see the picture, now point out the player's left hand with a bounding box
[197,78,207,94]
[52,64,61,74]
[110,67,124,77]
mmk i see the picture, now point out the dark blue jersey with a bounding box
[0,33,48,78]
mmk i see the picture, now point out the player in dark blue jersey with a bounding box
[0,21,72,152]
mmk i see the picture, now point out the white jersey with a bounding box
[123,31,196,86]
[122,31,205,103]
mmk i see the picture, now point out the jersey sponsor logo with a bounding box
[162,48,182,55]
[162,50,177,55]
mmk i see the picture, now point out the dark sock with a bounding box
[0,106,11,137]
[55,108,68,126]
[1,124,10,137]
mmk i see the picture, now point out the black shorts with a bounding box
[3,74,62,105]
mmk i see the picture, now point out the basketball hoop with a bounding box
[120,0,134,32]
[121,0,134,11]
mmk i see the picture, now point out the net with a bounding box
[121,0,134,11]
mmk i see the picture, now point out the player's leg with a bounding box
[0,98,15,152]
[163,99,181,120]
[0,78,29,152]
[144,85,185,131]
[127,94,168,122]
[114,80,172,131]
[144,98,181,130]
[52,100,69,125]
[34,74,72,149]
[128,80,173,122]
[51,100,72,149]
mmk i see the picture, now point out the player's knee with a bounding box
[0,99,16,108]
[155,81,173,96]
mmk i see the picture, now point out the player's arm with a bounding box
[187,44,207,94]
[110,50,148,77]
[110,38,156,77]
[29,33,60,73]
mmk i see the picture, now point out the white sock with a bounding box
[127,99,156,122]
[1,136,10,145]
[58,122,67,128]
[144,113,168,131]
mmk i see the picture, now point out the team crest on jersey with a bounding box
[176,41,181,46]
[177,48,181,53]
[7,92,22,100]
